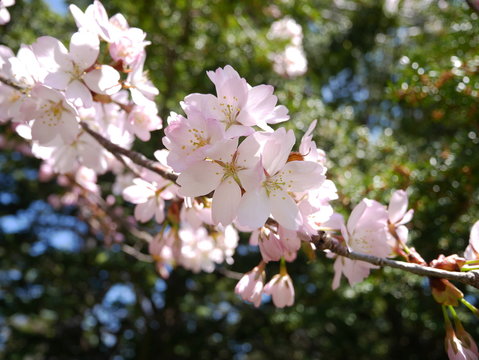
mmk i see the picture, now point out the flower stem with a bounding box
[442,305,452,329]
[460,298,479,318]
[465,259,479,265]
[279,257,288,276]
[461,266,479,272]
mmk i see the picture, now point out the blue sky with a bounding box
[45,0,67,15]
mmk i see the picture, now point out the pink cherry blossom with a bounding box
[258,226,300,262]
[332,199,391,289]
[177,135,263,226]
[299,120,327,166]
[0,0,14,25]
[235,265,265,307]
[149,230,176,278]
[32,129,107,174]
[123,172,176,224]
[264,273,295,308]
[258,228,285,262]
[180,200,213,228]
[445,324,479,360]
[178,224,238,273]
[125,53,159,106]
[182,65,289,137]
[465,220,479,260]
[162,111,225,172]
[27,85,80,145]
[82,65,122,96]
[69,1,111,40]
[126,104,162,141]
[75,166,99,194]
[109,27,150,66]
[297,180,338,235]
[237,128,325,230]
[32,32,103,107]
[387,189,414,245]
[271,45,308,78]
[268,18,307,77]
[1,46,43,123]
[267,17,303,47]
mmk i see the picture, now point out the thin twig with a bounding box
[217,267,244,280]
[122,244,154,262]
[311,232,479,289]
[0,75,25,92]
[79,121,178,182]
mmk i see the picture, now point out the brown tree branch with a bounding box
[311,231,479,289]
[0,75,25,92]
[79,121,178,182]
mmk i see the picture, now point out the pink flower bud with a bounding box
[264,273,294,308]
[259,230,283,262]
[235,266,265,307]
[445,324,479,360]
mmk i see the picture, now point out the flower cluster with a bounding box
[267,17,308,77]
[2,8,479,356]
[0,0,160,175]
[329,190,414,289]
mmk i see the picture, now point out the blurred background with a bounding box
[1,0,479,358]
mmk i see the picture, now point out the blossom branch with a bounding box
[0,75,24,92]
[79,121,178,182]
[311,232,479,289]
[0,76,176,182]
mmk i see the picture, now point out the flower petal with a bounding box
[177,161,223,197]
[237,188,270,230]
[83,65,121,95]
[270,190,302,230]
[388,190,408,224]
[69,31,99,70]
[212,179,242,226]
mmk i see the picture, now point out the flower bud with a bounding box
[235,265,265,307]
[264,273,295,308]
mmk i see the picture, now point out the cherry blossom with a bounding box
[32,32,104,107]
[177,135,263,226]
[123,155,177,224]
[1,46,43,123]
[387,189,414,246]
[126,103,162,141]
[268,17,308,77]
[178,224,239,273]
[125,53,159,106]
[163,111,225,172]
[0,0,14,25]
[235,265,265,307]
[109,27,150,66]
[237,128,325,230]
[182,65,289,137]
[264,273,295,308]
[445,319,479,360]
[332,199,391,289]
[267,17,303,47]
[464,220,479,260]
[27,85,80,145]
